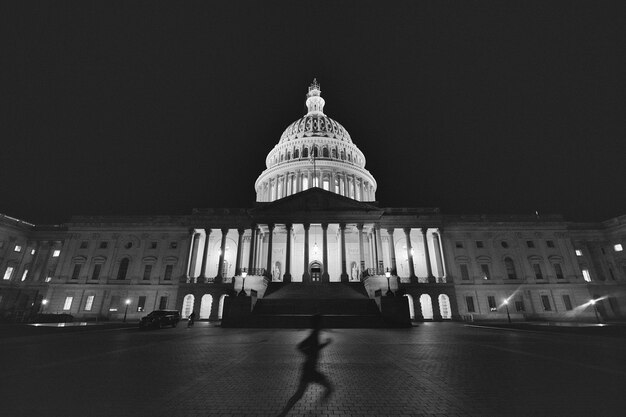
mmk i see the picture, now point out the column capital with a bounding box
[303,223,310,230]
[420,227,428,234]
[339,223,347,230]
[357,223,364,231]
[237,228,245,235]
[321,223,328,230]
[204,227,212,234]
[386,227,395,235]
[267,223,275,231]
[221,228,229,235]
[285,223,293,230]
[403,227,412,235]
[373,223,381,231]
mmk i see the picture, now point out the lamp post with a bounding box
[40,299,48,314]
[503,299,511,323]
[590,299,601,323]
[239,269,247,296]
[385,268,394,297]
[123,298,131,322]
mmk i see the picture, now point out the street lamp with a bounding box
[239,269,248,296]
[590,299,601,323]
[123,298,131,322]
[385,268,394,297]
[503,299,511,324]
[40,299,48,314]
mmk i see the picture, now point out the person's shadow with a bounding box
[278,314,333,417]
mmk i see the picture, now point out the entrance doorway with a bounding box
[310,261,322,282]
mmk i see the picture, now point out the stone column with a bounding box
[340,223,348,282]
[387,228,397,275]
[185,229,197,279]
[404,228,417,283]
[199,228,211,281]
[215,229,228,283]
[302,224,310,282]
[359,179,364,201]
[436,228,451,280]
[247,225,257,272]
[234,228,244,276]
[188,232,201,281]
[284,224,292,283]
[265,224,274,279]
[357,224,365,279]
[432,232,444,281]
[421,228,435,283]
[375,225,384,274]
[322,223,330,282]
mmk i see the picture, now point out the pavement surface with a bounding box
[1,322,625,416]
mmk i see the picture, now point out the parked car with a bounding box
[139,310,181,329]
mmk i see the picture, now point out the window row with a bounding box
[458,258,565,280]
[271,145,362,166]
[465,294,574,313]
[455,239,560,250]
[69,259,175,281]
[78,241,178,250]
[62,294,169,312]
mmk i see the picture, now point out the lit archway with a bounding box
[182,294,194,318]
[438,294,452,319]
[200,294,213,319]
[218,294,228,319]
[419,294,433,320]
[403,294,415,319]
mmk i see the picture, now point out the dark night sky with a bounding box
[2,1,625,224]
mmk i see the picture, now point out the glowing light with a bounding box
[42,299,48,305]
[615,244,623,252]
[575,249,582,256]
[125,299,131,305]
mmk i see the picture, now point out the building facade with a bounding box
[2,82,625,324]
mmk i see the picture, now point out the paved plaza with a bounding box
[1,322,625,416]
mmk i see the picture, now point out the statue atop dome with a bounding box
[305,78,325,115]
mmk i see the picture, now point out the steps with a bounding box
[245,282,387,328]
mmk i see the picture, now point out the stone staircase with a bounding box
[246,283,387,328]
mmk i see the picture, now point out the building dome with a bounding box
[255,80,377,202]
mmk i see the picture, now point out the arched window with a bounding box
[331,148,337,158]
[313,146,319,157]
[117,258,130,280]
[200,294,213,319]
[287,151,291,160]
[322,147,329,158]
[280,154,284,162]
[340,149,346,160]
[438,294,452,319]
[302,148,309,158]
[182,294,194,318]
[294,149,300,159]
[347,153,352,162]
[504,257,517,279]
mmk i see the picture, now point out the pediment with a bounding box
[251,188,381,214]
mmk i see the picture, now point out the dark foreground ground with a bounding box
[1,322,625,417]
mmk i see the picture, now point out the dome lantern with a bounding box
[305,78,325,115]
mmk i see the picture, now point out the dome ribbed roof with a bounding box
[279,114,352,144]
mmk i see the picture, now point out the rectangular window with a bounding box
[562,295,573,311]
[3,267,14,280]
[476,241,484,248]
[52,249,61,257]
[526,240,535,248]
[575,249,583,256]
[533,264,543,279]
[480,264,490,279]
[460,264,470,280]
[554,263,564,279]
[515,299,525,312]
[546,240,555,248]
[84,295,95,311]
[80,241,88,249]
[541,295,552,311]
[159,296,168,310]
[21,269,28,281]
[91,264,102,280]
[14,245,22,252]
[465,296,475,313]
[99,242,108,249]
[63,296,73,311]
[150,242,158,249]
[169,241,178,249]
[609,268,615,280]
[501,241,509,248]
[615,244,623,252]
[137,296,146,312]
[30,249,36,255]
[164,265,173,281]
[487,296,497,311]
[455,241,464,249]
[143,265,152,281]
[109,296,120,312]
[582,269,592,282]
[71,264,81,280]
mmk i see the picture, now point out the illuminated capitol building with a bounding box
[1,81,625,326]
